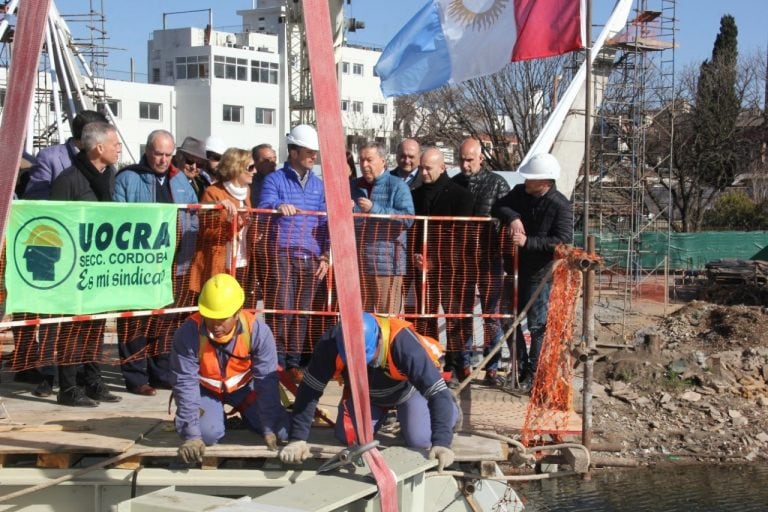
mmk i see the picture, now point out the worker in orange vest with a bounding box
[171,273,289,464]
[279,312,459,471]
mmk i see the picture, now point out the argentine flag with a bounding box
[375,0,585,97]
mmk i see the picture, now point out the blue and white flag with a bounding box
[375,0,585,97]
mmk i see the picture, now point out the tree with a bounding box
[393,54,573,169]
[674,15,742,231]
[702,190,767,230]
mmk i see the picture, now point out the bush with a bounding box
[703,190,768,230]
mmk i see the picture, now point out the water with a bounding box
[515,464,768,511]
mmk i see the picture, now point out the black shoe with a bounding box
[57,387,99,407]
[14,369,43,384]
[85,382,122,403]
[33,380,53,397]
[483,369,499,387]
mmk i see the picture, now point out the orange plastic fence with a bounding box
[520,246,600,445]
[1,206,515,373]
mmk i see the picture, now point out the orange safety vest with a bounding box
[335,316,444,381]
[192,310,254,396]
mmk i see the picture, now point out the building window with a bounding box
[251,60,278,84]
[151,67,161,83]
[351,101,363,113]
[165,60,174,78]
[139,102,161,120]
[176,55,210,79]
[341,61,350,74]
[214,56,248,81]
[372,103,386,115]
[223,104,243,123]
[106,99,121,118]
[340,99,348,112]
[352,63,364,76]
[255,107,275,125]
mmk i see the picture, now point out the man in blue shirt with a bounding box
[351,141,414,314]
[258,125,329,383]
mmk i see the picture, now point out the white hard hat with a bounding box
[205,136,228,156]
[518,153,561,180]
[286,124,319,151]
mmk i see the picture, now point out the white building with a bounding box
[1,3,395,164]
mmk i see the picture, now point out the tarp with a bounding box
[589,231,768,270]
[5,200,177,314]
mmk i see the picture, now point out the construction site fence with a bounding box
[1,204,526,373]
[584,231,768,271]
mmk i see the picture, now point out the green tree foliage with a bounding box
[702,190,768,230]
[675,15,744,231]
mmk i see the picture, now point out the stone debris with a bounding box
[589,300,768,464]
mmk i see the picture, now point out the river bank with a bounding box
[576,280,768,466]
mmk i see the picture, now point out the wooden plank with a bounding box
[0,417,160,456]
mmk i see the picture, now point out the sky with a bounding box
[53,0,767,81]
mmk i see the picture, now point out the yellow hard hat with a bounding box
[198,273,245,319]
[24,225,63,247]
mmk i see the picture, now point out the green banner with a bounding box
[5,201,177,314]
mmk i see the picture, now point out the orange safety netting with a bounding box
[520,245,600,446]
[1,206,516,374]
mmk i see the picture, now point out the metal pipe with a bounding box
[455,259,563,395]
[581,236,596,451]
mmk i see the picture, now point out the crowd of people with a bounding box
[8,111,573,469]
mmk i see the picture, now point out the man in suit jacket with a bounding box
[24,110,108,199]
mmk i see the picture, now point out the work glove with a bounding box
[178,438,206,464]
[428,445,455,472]
[279,440,310,464]
[264,431,278,451]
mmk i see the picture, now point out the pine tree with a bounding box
[681,15,740,230]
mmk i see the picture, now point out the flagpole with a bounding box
[583,0,592,243]
[581,0,596,457]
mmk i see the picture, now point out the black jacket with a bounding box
[50,153,115,202]
[452,168,510,256]
[492,183,573,279]
[411,173,474,266]
[451,168,509,217]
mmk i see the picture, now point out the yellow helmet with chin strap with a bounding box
[198,273,245,319]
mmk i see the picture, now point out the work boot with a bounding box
[57,386,98,407]
[13,369,43,384]
[483,369,499,387]
[85,381,122,403]
[33,379,54,398]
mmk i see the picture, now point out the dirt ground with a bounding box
[582,277,768,465]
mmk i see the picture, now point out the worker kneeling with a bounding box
[279,313,459,471]
[172,274,289,463]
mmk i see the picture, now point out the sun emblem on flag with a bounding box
[446,0,509,31]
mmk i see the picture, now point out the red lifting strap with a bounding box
[0,1,52,242]
[302,0,398,509]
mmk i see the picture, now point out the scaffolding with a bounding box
[587,0,677,315]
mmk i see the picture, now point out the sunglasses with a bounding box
[207,152,222,162]
[247,164,257,172]
[185,159,201,167]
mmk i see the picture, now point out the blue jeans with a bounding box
[269,253,319,369]
[487,275,551,374]
[334,391,459,449]
[185,386,289,446]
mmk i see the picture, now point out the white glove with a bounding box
[264,432,278,451]
[428,445,455,472]
[279,440,310,463]
[178,438,206,463]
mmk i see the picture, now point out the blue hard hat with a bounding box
[337,312,380,364]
